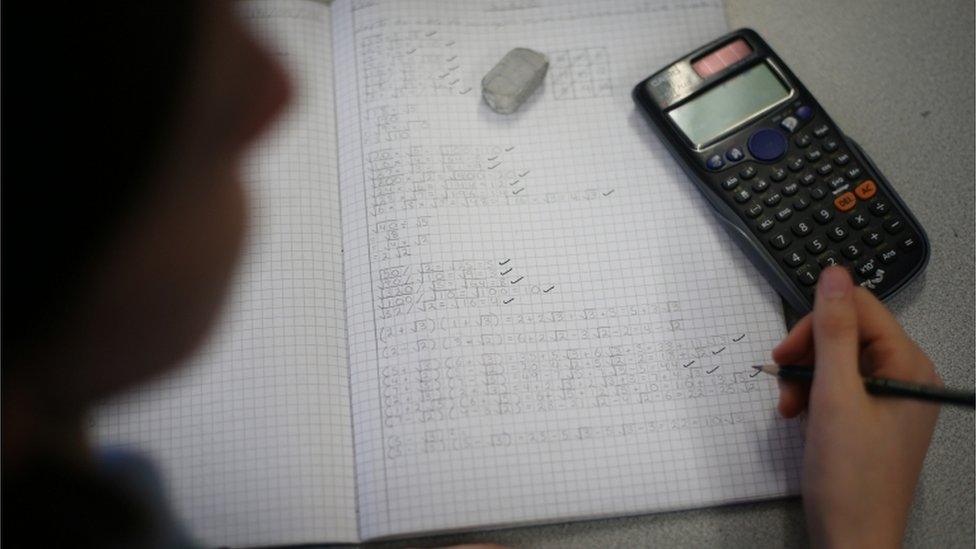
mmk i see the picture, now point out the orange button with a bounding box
[854,180,877,200]
[834,192,856,212]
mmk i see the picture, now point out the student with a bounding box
[1,2,939,547]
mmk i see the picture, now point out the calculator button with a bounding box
[822,138,839,152]
[792,197,811,211]
[783,250,806,268]
[878,246,899,264]
[847,211,869,229]
[827,175,848,191]
[805,149,823,162]
[775,207,793,222]
[844,166,863,180]
[796,264,821,286]
[809,186,827,201]
[796,105,813,120]
[799,172,817,186]
[883,218,905,234]
[722,175,740,190]
[817,163,833,176]
[827,224,849,242]
[812,124,830,138]
[780,116,799,132]
[751,178,770,193]
[794,133,812,148]
[787,157,805,172]
[818,250,840,268]
[706,154,725,170]
[770,167,787,182]
[806,237,827,254]
[812,207,834,224]
[855,257,878,278]
[733,188,751,203]
[764,192,783,207]
[833,153,851,166]
[726,147,745,162]
[899,234,918,250]
[739,165,757,179]
[782,182,799,196]
[861,228,884,246]
[854,180,877,200]
[833,192,856,212]
[748,128,788,161]
[792,220,813,236]
[745,202,764,218]
[842,242,863,259]
[756,216,775,233]
[769,232,792,250]
[869,200,890,216]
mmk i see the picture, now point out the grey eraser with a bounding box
[481,48,549,114]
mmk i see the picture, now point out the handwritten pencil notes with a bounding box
[482,48,549,114]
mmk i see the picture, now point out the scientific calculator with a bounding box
[632,28,929,313]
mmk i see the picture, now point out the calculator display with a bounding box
[668,62,790,147]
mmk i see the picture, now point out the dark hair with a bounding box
[2,2,196,367]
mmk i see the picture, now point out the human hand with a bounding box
[772,266,939,548]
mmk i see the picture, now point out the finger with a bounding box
[777,377,810,417]
[810,267,863,395]
[851,288,936,382]
[772,314,814,365]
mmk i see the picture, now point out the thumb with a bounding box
[811,266,862,396]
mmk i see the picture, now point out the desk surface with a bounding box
[379,1,975,547]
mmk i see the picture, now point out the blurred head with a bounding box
[2,1,290,420]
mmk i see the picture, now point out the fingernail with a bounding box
[818,266,851,299]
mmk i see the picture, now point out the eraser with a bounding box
[481,48,549,114]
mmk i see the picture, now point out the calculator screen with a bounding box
[668,62,790,147]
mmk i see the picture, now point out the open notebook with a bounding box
[93,0,803,546]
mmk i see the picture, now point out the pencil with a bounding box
[753,364,975,408]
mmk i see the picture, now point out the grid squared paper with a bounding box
[332,0,804,540]
[92,1,358,546]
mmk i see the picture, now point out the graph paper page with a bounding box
[333,0,804,539]
[94,1,358,545]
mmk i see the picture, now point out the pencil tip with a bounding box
[751,365,763,371]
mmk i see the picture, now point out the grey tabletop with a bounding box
[371,1,976,547]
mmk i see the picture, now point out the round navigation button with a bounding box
[748,128,788,162]
[796,105,813,120]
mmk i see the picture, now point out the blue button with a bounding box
[748,128,788,162]
[725,147,744,162]
[706,154,725,170]
[796,105,813,120]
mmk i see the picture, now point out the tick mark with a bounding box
[683,360,696,368]
[510,276,524,284]
[512,187,525,195]
[732,334,745,342]
[602,189,615,196]
[518,170,530,177]
[438,72,450,79]
[459,87,472,94]
[749,368,762,378]
[920,110,931,118]
[500,267,512,275]
[509,179,520,186]
[503,297,515,304]
[446,54,458,61]
[426,30,437,37]
[706,365,721,374]
[543,285,555,293]
[488,162,501,170]
[445,40,455,46]
[505,145,515,152]
[711,346,726,355]
[499,258,511,265]
[450,78,460,85]
[406,47,417,54]
[488,155,499,161]
[448,64,460,71]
